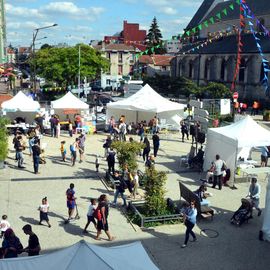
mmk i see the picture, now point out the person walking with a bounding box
[212,154,224,190]
[83,198,97,233]
[137,123,145,142]
[119,121,127,142]
[103,135,112,157]
[152,133,160,157]
[38,197,51,227]
[142,137,151,162]
[95,194,115,241]
[49,115,55,137]
[247,177,262,217]
[60,141,67,162]
[70,138,80,166]
[14,135,25,169]
[107,148,116,174]
[78,133,86,163]
[112,172,127,207]
[66,183,76,221]
[181,200,197,248]
[180,121,189,142]
[22,224,41,256]
[68,119,73,137]
[95,155,100,172]
[32,138,41,174]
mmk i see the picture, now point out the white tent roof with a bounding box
[0,240,159,270]
[1,91,40,112]
[208,115,270,148]
[51,92,89,109]
[107,84,185,113]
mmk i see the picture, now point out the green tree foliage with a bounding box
[31,44,109,87]
[144,167,167,216]
[196,82,232,99]
[0,118,10,161]
[146,17,166,54]
[143,74,199,97]
[111,141,144,172]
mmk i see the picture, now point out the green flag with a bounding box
[209,17,215,24]
[204,21,209,27]
[236,0,240,5]
[229,3,234,10]
[198,24,202,30]
[192,27,197,33]
[216,13,221,20]
[186,30,190,36]
[156,45,161,48]
[151,47,155,53]
[222,8,227,16]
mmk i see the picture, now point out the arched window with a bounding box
[204,59,210,80]
[257,18,265,33]
[220,59,226,81]
[260,62,269,82]
[239,59,246,82]
[189,61,193,78]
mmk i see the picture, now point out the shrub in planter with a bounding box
[111,140,144,172]
[0,118,9,164]
[144,167,167,216]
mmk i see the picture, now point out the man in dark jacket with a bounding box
[107,148,116,174]
[112,172,127,206]
[32,138,41,174]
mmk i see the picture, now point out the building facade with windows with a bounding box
[171,0,270,101]
[94,43,139,89]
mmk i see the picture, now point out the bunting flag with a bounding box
[182,0,240,37]
[231,0,244,91]
[242,1,269,94]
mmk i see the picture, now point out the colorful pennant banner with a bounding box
[242,2,269,94]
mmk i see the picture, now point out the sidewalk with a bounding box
[0,133,269,270]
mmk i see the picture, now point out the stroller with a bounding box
[230,198,253,226]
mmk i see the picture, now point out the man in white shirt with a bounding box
[212,154,224,190]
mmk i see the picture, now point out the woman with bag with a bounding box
[182,200,197,248]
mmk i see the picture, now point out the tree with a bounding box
[31,44,109,87]
[144,167,167,216]
[195,82,232,99]
[111,141,144,172]
[0,118,9,162]
[146,17,165,54]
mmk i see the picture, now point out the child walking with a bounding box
[83,198,97,233]
[38,197,51,228]
[0,215,10,238]
[95,155,100,172]
[60,141,67,162]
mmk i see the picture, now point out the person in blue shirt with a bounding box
[182,200,197,248]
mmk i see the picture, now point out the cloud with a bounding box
[6,3,44,19]
[41,2,105,20]
[159,7,178,15]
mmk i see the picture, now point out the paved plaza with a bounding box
[1,129,270,270]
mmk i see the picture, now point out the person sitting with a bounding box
[188,146,204,169]
[193,185,211,206]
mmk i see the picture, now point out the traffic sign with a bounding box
[233,92,238,99]
[189,100,203,108]
[194,108,209,118]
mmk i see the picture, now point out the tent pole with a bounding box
[231,140,238,190]
[136,111,138,123]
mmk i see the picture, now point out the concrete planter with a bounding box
[129,201,182,227]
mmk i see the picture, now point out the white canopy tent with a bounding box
[106,84,185,127]
[203,116,270,182]
[51,92,89,120]
[0,240,159,270]
[1,91,40,123]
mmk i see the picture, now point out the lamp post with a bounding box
[32,23,58,92]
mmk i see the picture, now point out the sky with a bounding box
[6,0,203,47]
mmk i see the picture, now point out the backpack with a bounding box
[94,207,102,221]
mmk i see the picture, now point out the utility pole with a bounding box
[78,45,81,97]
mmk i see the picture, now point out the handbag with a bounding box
[221,161,227,171]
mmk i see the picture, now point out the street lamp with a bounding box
[32,23,58,92]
